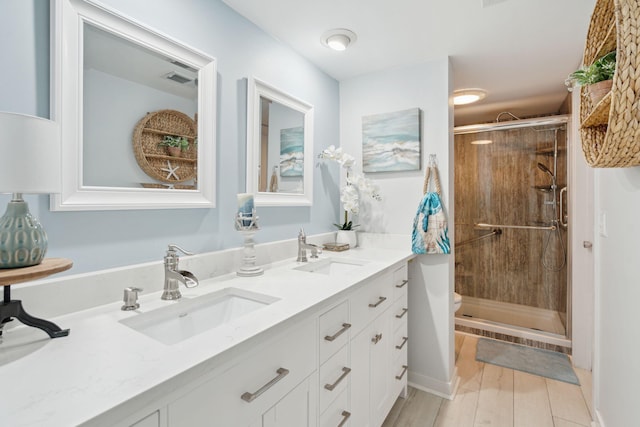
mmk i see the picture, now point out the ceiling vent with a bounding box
[481,0,508,7]
[170,60,198,73]
[164,72,192,84]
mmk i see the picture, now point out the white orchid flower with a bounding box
[319,145,341,161]
[319,146,382,228]
[339,153,356,169]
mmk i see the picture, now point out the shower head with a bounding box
[537,163,554,178]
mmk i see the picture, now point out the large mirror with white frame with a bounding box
[51,0,216,211]
[246,77,314,206]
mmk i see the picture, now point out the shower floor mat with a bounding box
[475,338,579,385]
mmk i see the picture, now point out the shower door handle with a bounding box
[559,187,568,227]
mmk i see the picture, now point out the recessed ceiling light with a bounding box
[453,88,487,105]
[322,29,357,51]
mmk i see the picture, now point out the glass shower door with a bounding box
[454,119,568,339]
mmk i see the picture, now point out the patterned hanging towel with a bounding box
[412,164,451,254]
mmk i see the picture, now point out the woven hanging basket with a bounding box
[132,109,197,183]
[579,0,640,167]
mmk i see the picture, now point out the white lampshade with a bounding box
[0,112,61,194]
[0,112,60,268]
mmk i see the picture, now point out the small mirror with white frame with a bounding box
[51,0,216,210]
[246,77,314,206]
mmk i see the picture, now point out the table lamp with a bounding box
[0,112,60,269]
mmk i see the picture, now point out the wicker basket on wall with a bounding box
[132,109,197,183]
[579,0,640,167]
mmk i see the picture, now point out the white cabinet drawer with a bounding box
[319,300,350,364]
[392,320,408,402]
[392,350,408,399]
[393,325,408,359]
[320,388,350,427]
[350,272,392,335]
[319,344,350,413]
[391,264,408,301]
[168,318,317,427]
[391,297,408,332]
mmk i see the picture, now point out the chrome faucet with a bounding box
[161,244,199,300]
[297,228,322,262]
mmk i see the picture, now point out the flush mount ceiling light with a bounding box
[322,29,357,51]
[453,88,487,105]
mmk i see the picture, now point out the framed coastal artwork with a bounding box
[362,108,421,172]
[280,126,304,176]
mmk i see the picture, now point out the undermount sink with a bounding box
[294,258,368,275]
[120,288,279,345]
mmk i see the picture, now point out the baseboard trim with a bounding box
[592,409,604,427]
[408,369,459,400]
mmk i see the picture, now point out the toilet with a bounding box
[454,292,462,313]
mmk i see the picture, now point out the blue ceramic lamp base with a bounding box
[0,195,48,268]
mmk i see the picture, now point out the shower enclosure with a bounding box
[454,115,570,350]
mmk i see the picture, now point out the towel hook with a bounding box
[428,154,437,167]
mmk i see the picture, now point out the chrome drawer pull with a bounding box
[324,367,352,391]
[395,308,408,319]
[241,367,289,402]
[396,336,408,350]
[325,323,352,342]
[395,365,408,380]
[371,333,383,344]
[395,279,408,288]
[338,410,351,427]
[368,296,387,308]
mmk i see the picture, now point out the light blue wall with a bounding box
[0,0,340,274]
[83,69,198,187]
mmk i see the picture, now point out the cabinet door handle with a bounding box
[395,308,408,319]
[395,365,408,380]
[368,296,387,308]
[396,336,408,350]
[338,410,351,427]
[324,367,352,391]
[371,333,383,344]
[395,279,408,288]
[325,323,351,342]
[240,367,289,402]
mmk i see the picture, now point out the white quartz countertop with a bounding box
[0,245,413,426]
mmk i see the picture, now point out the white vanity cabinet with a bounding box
[115,261,410,427]
[315,261,410,427]
[166,317,317,427]
[2,238,416,426]
[349,263,409,427]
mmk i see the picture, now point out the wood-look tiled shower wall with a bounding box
[454,126,567,316]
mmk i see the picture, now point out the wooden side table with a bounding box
[0,258,73,339]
